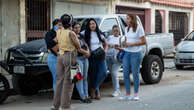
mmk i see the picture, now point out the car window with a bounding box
[100,18,119,33]
[185,32,194,41]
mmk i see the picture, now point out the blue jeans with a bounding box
[106,56,121,91]
[122,51,142,94]
[89,57,107,94]
[76,56,89,99]
[47,53,57,90]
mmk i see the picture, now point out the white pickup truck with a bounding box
[75,14,174,84]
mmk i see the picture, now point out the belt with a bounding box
[59,51,72,56]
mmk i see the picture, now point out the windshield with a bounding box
[185,32,194,41]
[74,18,102,31]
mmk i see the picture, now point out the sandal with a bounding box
[95,94,101,100]
[86,98,92,103]
[90,88,96,99]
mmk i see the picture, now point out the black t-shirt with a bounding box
[78,35,87,56]
[44,29,57,55]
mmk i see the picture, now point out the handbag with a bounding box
[71,65,83,83]
[92,47,105,60]
[69,31,83,83]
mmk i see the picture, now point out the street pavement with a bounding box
[0,59,194,110]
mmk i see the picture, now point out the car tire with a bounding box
[141,55,163,84]
[0,74,10,104]
[12,74,40,96]
[175,65,184,70]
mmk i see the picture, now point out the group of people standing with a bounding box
[45,13,146,110]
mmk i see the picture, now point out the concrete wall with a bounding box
[0,0,2,64]
[51,0,108,21]
[188,11,194,32]
[159,10,166,33]
[193,10,194,30]
[0,0,20,73]
[145,9,151,33]
[19,0,26,44]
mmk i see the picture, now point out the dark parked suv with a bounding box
[1,39,52,96]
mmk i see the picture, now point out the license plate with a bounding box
[14,66,25,74]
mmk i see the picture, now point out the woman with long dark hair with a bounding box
[120,14,146,101]
[72,22,92,103]
[83,18,108,100]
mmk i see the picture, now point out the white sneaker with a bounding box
[119,95,133,101]
[112,91,121,97]
[132,95,140,101]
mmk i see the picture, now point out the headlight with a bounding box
[41,53,48,63]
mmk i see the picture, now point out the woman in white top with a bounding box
[83,18,108,100]
[120,14,146,101]
[106,25,123,97]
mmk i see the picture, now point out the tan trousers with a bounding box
[53,52,74,109]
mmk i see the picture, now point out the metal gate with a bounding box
[26,0,50,41]
[155,10,162,33]
[169,12,188,45]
